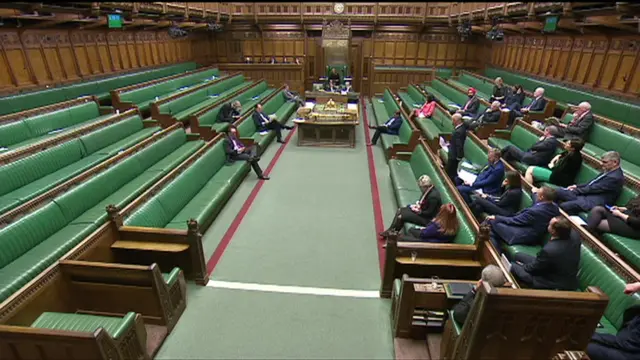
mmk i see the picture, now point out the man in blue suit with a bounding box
[510,87,548,125]
[369,110,403,146]
[456,148,505,205]
[536,151,624,215]
[587,282,640,360]
[486,186,560,254]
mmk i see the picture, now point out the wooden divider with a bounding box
[110,65,219,112]
[468,128,640,282]
[440,77,512,139]
[369,65,437,98]
[0,122,182,225]
[0,108,142,166]
[0,96,99,125]
[150,72,243,128]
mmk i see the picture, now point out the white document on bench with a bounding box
[501,254,512,272]
[304,101,315,109]
[569,215,587,226]
[439,136,449,153]
[48,128,65,135]
[0,147,8,152]
[457,169,477,186]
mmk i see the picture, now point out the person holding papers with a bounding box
[470,171,523,219]
[446,114,468,180]
[452,88,480,120]
[223,125,269,181]
[400,204,459,243]
[509,216,580,291]
[456,148,505,205]
[524,139,583,188]
[379,175,442,238]
[417,94,437,119]
[252,104,293,144]
[368,110,403,146]
[486,186,560,254]
[532,151,624,215]
[218,101,242,123]
[587,195,640,239]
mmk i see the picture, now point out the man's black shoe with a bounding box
[259,175,270,180]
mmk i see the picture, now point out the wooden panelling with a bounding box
[0,29,193,94]
[490,35,640,99]
[216,63,305,94]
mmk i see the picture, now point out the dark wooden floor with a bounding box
[395,334,442,360]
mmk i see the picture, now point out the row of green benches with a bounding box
[483,68,640,128]
[115,67,221,113]
[124,87,297,230]
[370,88,420,156]
[0,62,197,116]
[422,78,489,115]
[0,98,114,151]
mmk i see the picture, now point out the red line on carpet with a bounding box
[206,128,297,275]
[360,96,387,277]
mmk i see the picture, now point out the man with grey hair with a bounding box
[550,150,624,215]
[501,125,559,167]
[217,100,242,123]
[510,87,547,126]
[452,264,507,324]
[557,101,594,141]
[469,100,503,130]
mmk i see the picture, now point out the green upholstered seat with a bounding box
[371,89,415,152]
[162,267,182,286]
[31,312,137,339]
[0,129,204,302]
[0,115,161,214]
[0,62,196,116]
[447,310,463,335]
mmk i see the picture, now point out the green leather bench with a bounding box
[156,76,252,123]
[387,145,476,244]
[0,129,204,302]
[31,312,137,339]
[0,62,196,116]
[371,89,417,154]
[484,68,640,128]
[399,85,455,147]
[487,124,543,173]
[236,90,297,148]
[424,79,488,115]
[438,135,491,173]
[0,101,114,152]
[0,115,161,215]
[119,68,221,113]
[124,141,248,231]
[448,73,492,101]
[556,112,640,180]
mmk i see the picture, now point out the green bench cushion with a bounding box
[31,312,136,339]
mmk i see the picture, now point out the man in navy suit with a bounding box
[446,113,468,180]
[486,186,560,254]
[252,104,293,144]
[456,148,505,205]
[369,110,403,146]
[510,87,547,125]
[509,216,581,291]
[538,151,624,215]
[587,282,640,360]
[501,126,560,167]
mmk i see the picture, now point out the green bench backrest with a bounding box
[465,139,489,167]
[23,108,73,138]
[0,140,86,196]
[0,63,196,116]
[432,79,467,105]
[121,68,220,105]
[125,141,227,228]
[0,121,33,147]
[409,146,475,245]
[431,107,455,133]
[262,92,286,114]
[158,75,246,115]
[460,73,492,94]
[436,68,453,80]
[510,125,541,150]
[578,245,640,330]
[79,115,144,155]
[383,89,398,116]
[621,136,640,167]
[407,85,425,104]
[589,124,631,155]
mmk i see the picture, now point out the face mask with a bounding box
[468,94,474,98]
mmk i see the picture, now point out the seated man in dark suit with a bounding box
[509,216,580,291]
[252,104,294,144]
[452,264,507,325]
[456,147,505,205]
[446,114,468,181]
[486,186,560,254]
[467,101,503,130]
[283,84,304,107]
[501,126,559,167]
[223,125,269,180]
[537,151,624,215]
[217,101,242,123]
[587,282,640,360]
[368,110,403,146]
[510,87,547,125]
[557,101,594,141]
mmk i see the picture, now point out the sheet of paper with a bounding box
[460,161,476,170]
[569,215,587,226]
[439,136,449,153]
[501,254,512,272]
[304,101,315,109]
[457,169,477,186]
[449,104,461,109]
[48,128,65,135]
[0,147,8,151]
[347,103,358,111]
[473,189,484,195]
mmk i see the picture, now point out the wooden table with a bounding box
[305,90,360,103]
[294,102,359,148]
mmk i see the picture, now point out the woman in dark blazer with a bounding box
[587,195,640,239]
[401,204,460,243]
[380,175,442,238]
[524,139,584,188]
[470,171,523,219]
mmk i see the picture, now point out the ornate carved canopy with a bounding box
[321,19,351,68]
